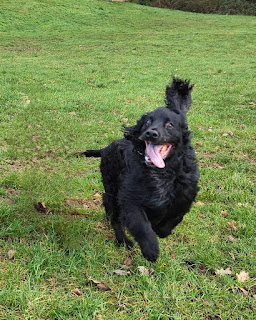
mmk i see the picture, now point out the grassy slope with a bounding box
[0,0,255,319]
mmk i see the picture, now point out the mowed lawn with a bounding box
[0,0,255,319]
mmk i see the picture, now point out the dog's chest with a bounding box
[145,172,176,209]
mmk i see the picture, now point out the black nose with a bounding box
[145,129,159,140]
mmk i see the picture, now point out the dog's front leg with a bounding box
[122,205,159,262]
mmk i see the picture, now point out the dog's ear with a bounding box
[165,78,194,113]
[124,113,147,141]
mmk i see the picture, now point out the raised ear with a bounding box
[124,113,147,141]
[165,78,194,113]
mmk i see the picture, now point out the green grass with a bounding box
[0,0,255,319]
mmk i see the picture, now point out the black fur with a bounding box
[81,78,199,261]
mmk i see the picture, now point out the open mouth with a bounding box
[145,141,173,168]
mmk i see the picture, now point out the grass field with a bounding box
[0,0,255,319]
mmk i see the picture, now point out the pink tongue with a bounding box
[146,143,165,168]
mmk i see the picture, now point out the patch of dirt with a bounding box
[64,195,102,211]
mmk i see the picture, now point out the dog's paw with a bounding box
[125,238,134,249]
[116,237,134,249]
[140,240,159,262]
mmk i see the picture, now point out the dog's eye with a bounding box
[166,123,173,129]
[145,120,151,126]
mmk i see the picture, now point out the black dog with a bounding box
[80,78,199,261]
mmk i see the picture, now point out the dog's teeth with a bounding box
[161,145,167,153]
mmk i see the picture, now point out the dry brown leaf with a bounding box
[215,267,232,276]
[34,202,48,213]
[96,283,111,291]
[195,201,205,206]
[202,299,209,306]
[71,288,82,296]
[27,301,34,310]
[137,266,155,276]
[94,193,101,198]
[229,252,235,261]
[96,221,105,229]
[199,265,207,273]
[239,287,248,295]
[236,271,249,283]
[226,235,238,242]
[87,276,111,291]
[113,270,131,276]
[99,120,104,125]
[122,255,133,269]
[223,131,234,137]
[196,141,203,146]
[238,202,248,207]
[212,163,224,170]
[106,233,115,239]
[7,249,15,260]
[227,220,237,230]
[221,209,228,217]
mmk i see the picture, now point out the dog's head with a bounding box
[124,78,193,169]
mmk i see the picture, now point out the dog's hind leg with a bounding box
[102,193,133,248]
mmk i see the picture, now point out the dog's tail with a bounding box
[76,149,103,158]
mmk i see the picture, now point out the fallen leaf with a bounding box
[71,288,82,296]
[229,252,235,261]
[195,201,205,206]
[122,255,133,269]
[96,221,105,229]
[137,266,155,276]
[196,141,203,146]
[208,128,213,132]
[202,299,209,306]
[199,265,207,273]
[248,101,255,105]
[227,220,237,230]
[95,315,103,320]
[212,163,224,170]
[237,202,248,207]
[113,270,131,276]
[87,276,111,291]
[215,267,232,276]
[7,249,15,260]
[239,287,248,295]
[122,118,128,123]
[106,233,115,239]
[222,131,234,137]
[94,193,101,198]
[236,271,249,283]
[34,202,48,213]
[99,120,104,125]
[221,209,228,217]
[226,235,238,242]
[27,301,34,310]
